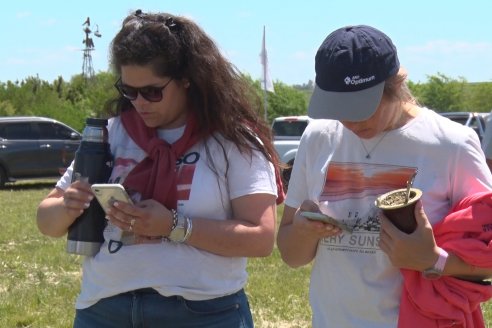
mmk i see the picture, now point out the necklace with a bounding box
[358,131,390,159]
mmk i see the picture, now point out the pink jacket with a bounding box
[398,191,492,328]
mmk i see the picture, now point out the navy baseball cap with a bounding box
[308,25,400,121]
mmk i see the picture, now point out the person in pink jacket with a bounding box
[399,191,492,328]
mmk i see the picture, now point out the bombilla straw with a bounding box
[405,170,418,204]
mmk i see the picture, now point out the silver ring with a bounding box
[129,218,136,232]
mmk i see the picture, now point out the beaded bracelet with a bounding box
[170,209,179,231]
[165,210,193,244]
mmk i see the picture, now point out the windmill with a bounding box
[81,17,101,79]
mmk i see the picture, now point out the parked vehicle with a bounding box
[272,115,312,188]
[439,111,488,142]
[0,116,82,187]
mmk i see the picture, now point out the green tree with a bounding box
[1,71,491,132]
[0,100,17,116]
[411,73,466,112]
[252,80,307,123]
[464,82,492,112]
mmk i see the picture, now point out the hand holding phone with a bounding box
[300,211,354,233]
[91,184,133,214]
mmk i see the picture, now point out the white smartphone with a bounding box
[91,183,133,214]
[300,211,354,233]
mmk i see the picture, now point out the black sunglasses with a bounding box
[114,78,173,102]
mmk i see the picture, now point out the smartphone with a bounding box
[91,183,133,214]
[300,211,354,233]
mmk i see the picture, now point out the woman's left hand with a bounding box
[106,199,173,239]
[379,200,440,271]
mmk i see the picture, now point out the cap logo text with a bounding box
[344,75,376,86]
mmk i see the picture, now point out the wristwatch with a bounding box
[422,247,449,280]
[168,213,186,242]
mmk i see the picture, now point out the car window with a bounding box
[469,117,479,130]
[468,117,483,137]
[0,122,39,140]
[272,121,309,137]
[56,124,78,139]
[450,117,468,125]
[38,122,75,140]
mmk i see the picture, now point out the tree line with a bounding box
[0,72,491,132]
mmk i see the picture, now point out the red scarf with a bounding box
[121,109,200,209]
[121,108,284,208]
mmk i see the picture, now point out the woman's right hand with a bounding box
[293,200,342,239]
[277,200,341,268]
[62,179,94,219]
[36,180,94,238]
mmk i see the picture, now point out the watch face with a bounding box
[169,227,185,241]
[423,270,442,280]
[168,214,187,242]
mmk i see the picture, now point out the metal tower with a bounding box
[81,17,101,79]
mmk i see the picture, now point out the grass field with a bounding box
[0,179,490,327]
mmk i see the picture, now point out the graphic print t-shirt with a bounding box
[319,162,414,251]
[285,109,492,327]
[313,161,415,328]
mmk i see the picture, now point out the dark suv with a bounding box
[0,116,81,187]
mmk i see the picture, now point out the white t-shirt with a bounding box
[57,116,277,309]
[285,108,492,328]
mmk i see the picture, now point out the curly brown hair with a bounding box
[106,9,281,174]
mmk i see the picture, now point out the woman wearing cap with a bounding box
[37,10,284,327]
[277,25,492,327]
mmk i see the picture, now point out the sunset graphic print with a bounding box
[318,161,416,254]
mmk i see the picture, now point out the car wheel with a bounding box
[0,167,6,188]
[281,160,294,192]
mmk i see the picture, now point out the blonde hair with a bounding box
[383,67,419,105]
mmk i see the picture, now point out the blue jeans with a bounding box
[73,288,254,328]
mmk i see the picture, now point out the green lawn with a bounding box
[0,179,490,327]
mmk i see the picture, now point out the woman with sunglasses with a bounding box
[37,9,283,328]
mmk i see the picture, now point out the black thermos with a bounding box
[66,118,113,256]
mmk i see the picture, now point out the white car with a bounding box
[439,111,487,143]
[271,115,312,188]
